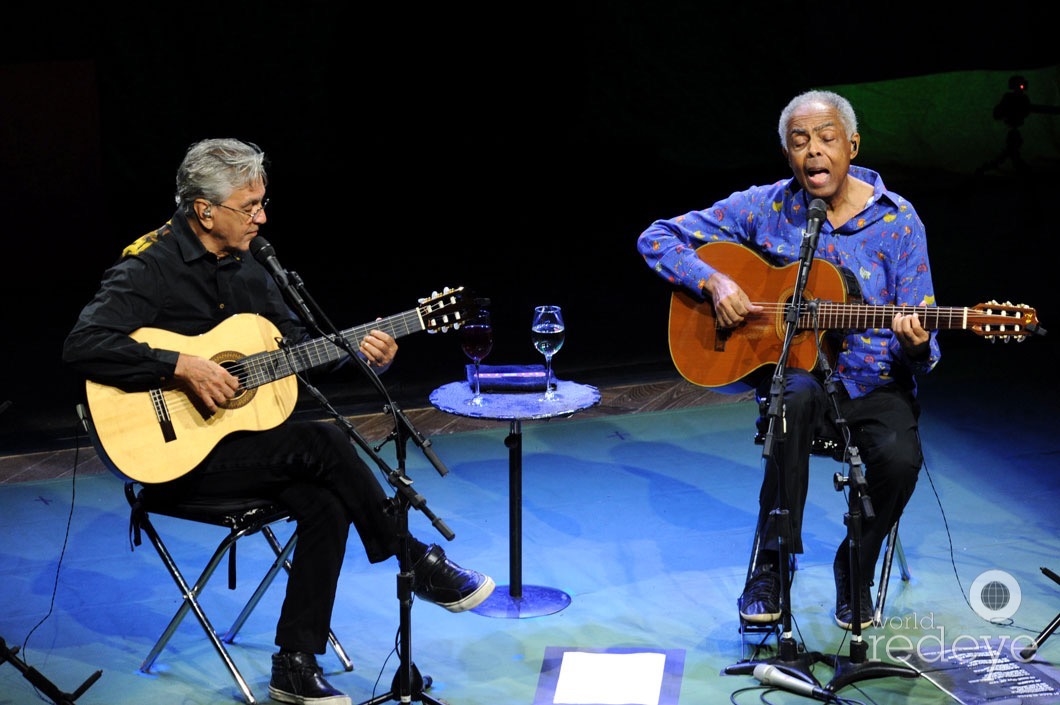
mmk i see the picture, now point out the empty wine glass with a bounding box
[531,305,565,401]
[460,307,493,406]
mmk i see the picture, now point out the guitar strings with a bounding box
[148,307,433,419]
[748,301,1031,335]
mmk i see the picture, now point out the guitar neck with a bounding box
[798,303,971,331]
[239,309,425,390]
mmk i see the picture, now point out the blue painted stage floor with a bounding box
[1,344,1058,704]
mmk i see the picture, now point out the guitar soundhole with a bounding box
[214,351,257,410]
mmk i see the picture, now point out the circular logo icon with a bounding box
[970,569,1022,621]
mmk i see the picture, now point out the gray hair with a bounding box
[777,90,858,148]
[175,138,268,217]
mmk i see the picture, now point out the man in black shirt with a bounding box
[64,138,494,705]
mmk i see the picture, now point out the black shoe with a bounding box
[833,556,874,631]
[413,544,495,613]
[269,651,351,705]
[738,563,781,623]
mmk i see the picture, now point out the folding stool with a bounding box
[76,403,353,704]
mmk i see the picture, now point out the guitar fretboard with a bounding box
[797,303,966,331]
[792,302,1034,334]
[238,309,427,390]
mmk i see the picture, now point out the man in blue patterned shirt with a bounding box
[637,90,940,631]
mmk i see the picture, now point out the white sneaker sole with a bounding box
[436,575,496,613]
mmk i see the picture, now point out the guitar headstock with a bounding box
[969,301,1046,341]
[419,286,470,333]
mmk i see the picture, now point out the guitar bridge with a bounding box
[149,388,177,443]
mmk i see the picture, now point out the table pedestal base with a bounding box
[471,584,571,619]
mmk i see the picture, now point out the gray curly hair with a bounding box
[777,90,858,148]
[175,138,268,217]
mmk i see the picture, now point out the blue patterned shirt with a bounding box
[637,166,940,398]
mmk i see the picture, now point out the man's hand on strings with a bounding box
[704,272,763,328]
[175,352,239,412]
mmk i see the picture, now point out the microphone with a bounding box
[799,197,828,269]
[805,198,827,244]
[249,236,316,325]
[249,235,290,287]
[753,664,837,702]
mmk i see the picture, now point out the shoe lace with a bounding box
[744,565,780,601]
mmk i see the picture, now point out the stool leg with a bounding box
[222,527,298,643]
[895,531,911,581]
[873,521,911,627]
[222,525,354,673]
[745,524,764,584]
[138,516,259,704]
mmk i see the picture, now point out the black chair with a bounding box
[742,395,911,638]
[76,404,353,704]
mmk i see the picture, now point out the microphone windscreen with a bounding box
[249,236,275,261]
[808,198,827,221]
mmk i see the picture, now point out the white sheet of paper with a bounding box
[552,651,666,705]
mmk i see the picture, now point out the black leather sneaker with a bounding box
[833,556,874,631]
[269,651,351,705]
[738,563,781,623]
[412,544,495,612]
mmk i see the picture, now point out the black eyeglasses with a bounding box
[211,197,269,220]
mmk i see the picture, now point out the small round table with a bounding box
[429,379,601,618]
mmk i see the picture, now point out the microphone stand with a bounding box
[725,204,827,688]
[814,363,919,694]
[281,268,451,705]
[0,637,101,705]
[1018,566,1060,660]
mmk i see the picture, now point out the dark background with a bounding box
[2,3,1058,453]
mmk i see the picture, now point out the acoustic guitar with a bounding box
[85,287,468,483]
[668,242,1043,393]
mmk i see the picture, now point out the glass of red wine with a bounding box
[460,307,494,406]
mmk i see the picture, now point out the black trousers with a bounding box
[755,368,923,584]
[155,421,406,654]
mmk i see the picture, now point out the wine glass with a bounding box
[531,305,565,401]
[460,307,493,406]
